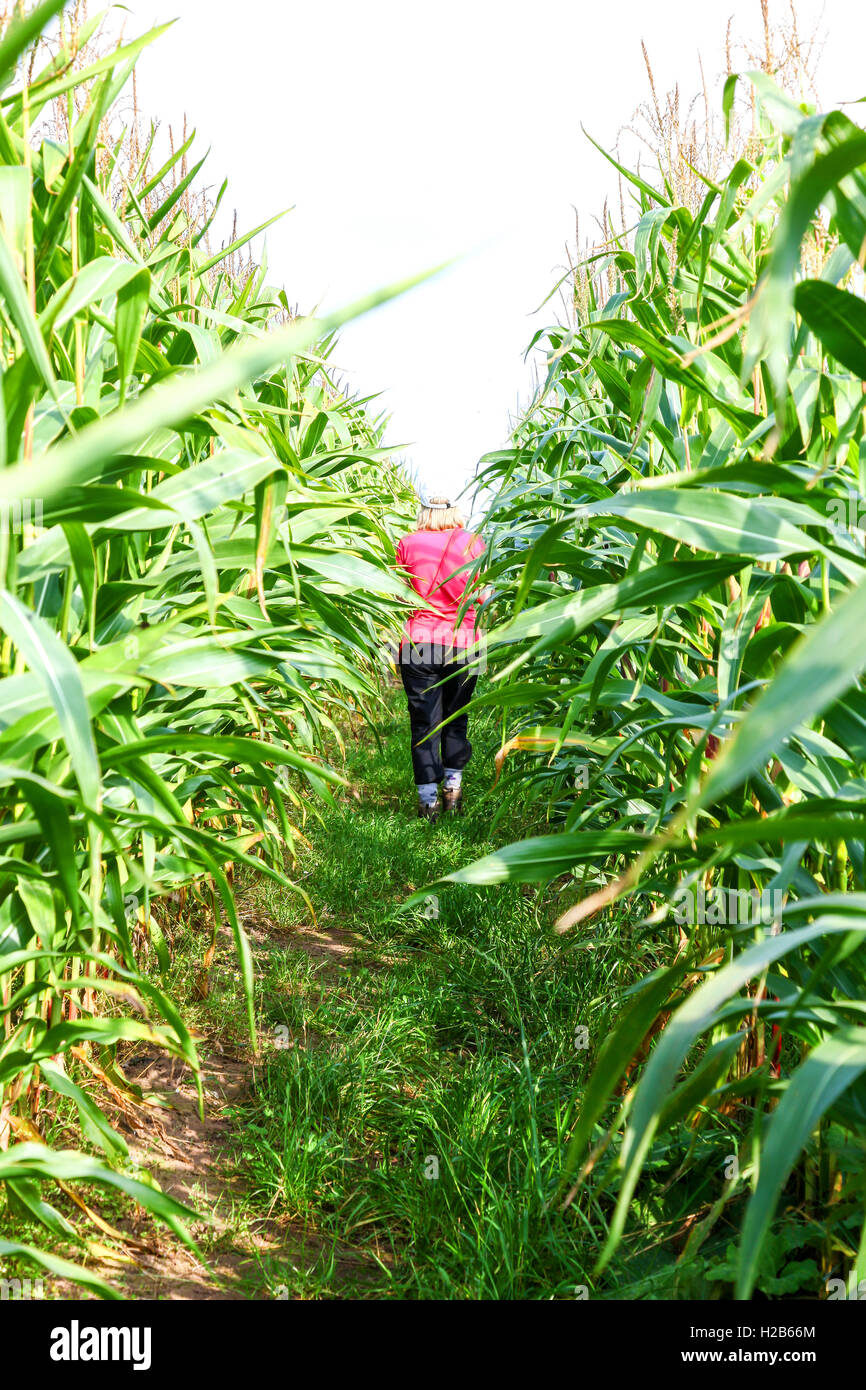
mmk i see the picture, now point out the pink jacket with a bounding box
[395,527,485,649]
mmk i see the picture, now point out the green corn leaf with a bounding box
[795,278,866,378]
[0,0,67,93]
[701,570,866,805]
[0,1238,118,1300]
[738,1025,866,1299]
[599,917,866,1273]
[0,590,100,807]
[0,268,444,506]
[114,266,150,402]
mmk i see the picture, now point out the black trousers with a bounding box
[399,655,478,785]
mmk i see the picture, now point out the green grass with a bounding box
[223,693,669,1299]
[6,687,832,1301]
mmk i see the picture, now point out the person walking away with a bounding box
[394,490,486,822]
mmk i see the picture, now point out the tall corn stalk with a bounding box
[0,0,415,1294]
[460,64,866,1296]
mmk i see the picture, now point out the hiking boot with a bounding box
[442,787,463,816]
[418,800,440,823]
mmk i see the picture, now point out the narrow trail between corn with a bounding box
[57,911,372,1300]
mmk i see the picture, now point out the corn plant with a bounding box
[455,74,866,1296]
[0,0,416,1294]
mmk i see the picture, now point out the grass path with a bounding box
[40,689,642,1299]
[212,691,635,1299]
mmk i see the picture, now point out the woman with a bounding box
[394,490,486,822]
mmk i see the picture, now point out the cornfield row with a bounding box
[0,0,416,1295]
[456,70,866,1295]
[4,0,866,1300]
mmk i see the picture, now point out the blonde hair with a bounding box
[416,500,465,532]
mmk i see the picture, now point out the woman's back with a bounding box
[395,526,484,644]
[394,489,483,821]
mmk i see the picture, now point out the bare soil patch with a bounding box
[50,914,382,1300]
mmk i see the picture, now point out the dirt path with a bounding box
[107,1050,272,1301]
[52,913,374,1301]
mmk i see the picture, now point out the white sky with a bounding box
[123,0,862,506]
